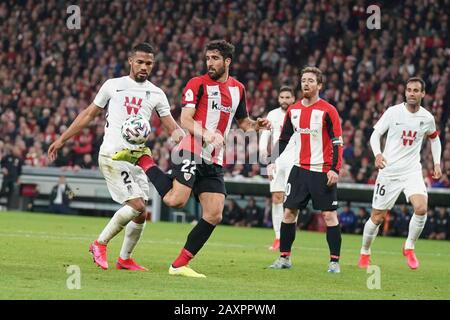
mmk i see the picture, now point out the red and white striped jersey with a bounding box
[276,98,343,173]
[177,74,248,165]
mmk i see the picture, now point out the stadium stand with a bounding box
[0,1,448,239]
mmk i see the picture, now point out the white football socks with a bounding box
[360,218,380,255]
[98,205,140,245]
[272,202,284,239]
[120,220,146,260]
[405,213,427,250]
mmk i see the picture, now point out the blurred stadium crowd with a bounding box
[1,0,449,236]
[0,0,448,185]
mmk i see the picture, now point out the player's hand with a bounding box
[171,128,186,144]
[203,130,224,149]
[374,154,387,169]
[48,139,64,162]
[267,163,276,181]
[432,164,442,180]
[326,170,339,186]
[256,118,271,131]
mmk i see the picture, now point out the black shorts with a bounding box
[284,166,338,211]
[170,150,227,201]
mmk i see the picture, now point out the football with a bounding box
[121,114,151,145]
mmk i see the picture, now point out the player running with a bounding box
[267,66,344,273]
[259,86,296,251]
[113,40,271,277]
[48,43,182,271]
[358,77,442,270]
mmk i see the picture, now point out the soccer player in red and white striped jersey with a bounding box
[113,40,270,277]
[268,66,344,273]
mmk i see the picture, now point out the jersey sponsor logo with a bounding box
[401,130,417,146]
[295,127,319,136]
[124,96,142,115]
[211,101,233,113]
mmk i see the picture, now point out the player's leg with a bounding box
[321,210,342,273]
[269,191,284,250]
[359,175,401,268]
[269,166,307,269]
[169,191,225,278]
[359,208,387,268]
[309,170,341,272]
[91,156,147,270]
[402,175,428,269]
[269,165,287,250]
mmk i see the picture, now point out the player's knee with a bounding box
[371,211,385,224]
[204,212,222,225]
[272,193,284,204]
[321,211,337,224]
[127,199,147,214]
[133,212,147,224]
[413,204,427,215]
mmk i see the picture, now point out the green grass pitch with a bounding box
[0,211,449,300]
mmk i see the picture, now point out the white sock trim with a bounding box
[120,221,146,260]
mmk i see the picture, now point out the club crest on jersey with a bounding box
[146,91,151,100]
[184,173,192,181]
[124,96,142,115]
[401,130,417,146]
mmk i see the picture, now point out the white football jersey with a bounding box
[93,76,171,156]
[259,107,298,167]
[374,103,438,178]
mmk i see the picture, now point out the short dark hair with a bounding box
[300,66,323,84]
[131,42,155,55]
[406,77,426,92]
[279,85,295,96]
[205,40,234,60]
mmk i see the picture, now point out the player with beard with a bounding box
[48,43,182,271]
[259,86,296,251]
[113,40,271,277]
[267,66,344,273]
[358,77,442,270]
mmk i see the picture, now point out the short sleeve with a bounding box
[182,77,203,108]
[234,87,248,120]
[155,91,171,118]
[426,116,438,139]
[373,108,392,134]
[93,80,112,108]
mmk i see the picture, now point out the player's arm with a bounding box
[370,109,391,169]
[428,125,442,179]
[325,107,344,186]
[270,110,294,164]
[48,103,103,161]
[258,125,272,164]
[234,87,271,132]
[160,115,185,144]
[266,111,294,180]
[156,92,185,144]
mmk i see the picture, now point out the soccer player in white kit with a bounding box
[259,86,296,251]
[358,77,442,270]
[48,43,182,271]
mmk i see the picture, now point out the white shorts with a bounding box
[371,172,427,210]
[270,164,293,193]
[98,154,150,204]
